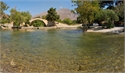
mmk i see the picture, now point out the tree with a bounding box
[0,1,9,15]
[71,10,76,14]
[73,0,100,25]
[21,11,31,25]
[95,9,119,28]
[98,0,123,8]
[10,8,31,27]
[10,8,20,27]
[46,7,60,26]
[0,14,10,24]
[0,1,10,24]
[113,3,124,21]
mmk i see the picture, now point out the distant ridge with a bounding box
[32,8,78,20]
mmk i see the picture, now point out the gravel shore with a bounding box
[87,27,124,34]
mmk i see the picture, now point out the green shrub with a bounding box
[63,18,73,25]
[56,19,62,23]
[72,20,77,24]
[42,15,46,19]
[106,23,114,28]
[103,22,115,29]
[95,9,119,27]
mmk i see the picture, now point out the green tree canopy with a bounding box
[10,8,31,27]
[0,14,10,24]
[21,11,31,24]
[73,0,100,25]
[0,1,10,24]
[46,7,60,26]
[0,1,9,14]
[46,7,60,21]
[113,3,124,21]
[95,9,119,22]
[95,9,119,28]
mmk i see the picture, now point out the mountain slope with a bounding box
[32,8,78,20]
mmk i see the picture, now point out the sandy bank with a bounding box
[87,27,124,34]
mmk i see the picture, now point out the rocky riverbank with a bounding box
[87,27,124,34]
[1,23,124,34]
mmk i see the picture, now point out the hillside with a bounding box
[32,8,78,20]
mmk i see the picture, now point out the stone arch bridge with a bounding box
[29,18,48,26]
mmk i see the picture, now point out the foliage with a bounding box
[10,8,31,27]
[56,19,62,23]
[30,20,46,27]
[63,18,72,25]
[42,15,46,19]
[95,9,119,22]
[71,10,76,14]
[73,0,100,25]
[0,14,10,24]
[0,1,10,24]
[95,9,119,28]
[21,11,31,24]
[35,16,41,18]
[62,18,77,25]
[46,7,60,21]
[0,1,9,14]
[98,0,123,8]
[72,20,77,24]
[77,15,87,24]
[113,3,124,21]
[98,0,114,8]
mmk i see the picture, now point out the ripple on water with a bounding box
[0,29,124,72]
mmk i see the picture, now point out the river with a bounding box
[0,29,124,72]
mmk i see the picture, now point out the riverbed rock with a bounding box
[10,59,16,67]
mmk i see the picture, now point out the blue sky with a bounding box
[2,0,76,16]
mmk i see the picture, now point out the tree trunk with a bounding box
[47,21,55,27]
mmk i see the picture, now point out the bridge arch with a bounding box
[29,18,48,26]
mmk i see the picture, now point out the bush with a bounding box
[95,9,119,27]
[56,19,62,23]
[72,20,77,24]
[106,23,114,28]
[35,16,40,18]
[42,15,46,19]
[103,22,114,29]
[63,18,73,25]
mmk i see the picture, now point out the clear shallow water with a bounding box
[0,29,124,72]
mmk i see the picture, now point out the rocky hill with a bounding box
[32,8,78,20]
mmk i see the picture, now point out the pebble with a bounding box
[10,59,16,67]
